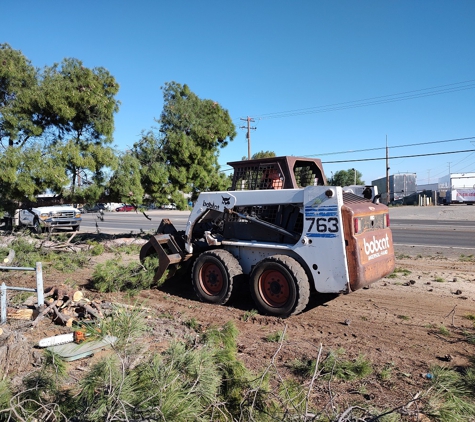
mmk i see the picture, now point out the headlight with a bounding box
[75,213,81,218]
[39,213,49,220]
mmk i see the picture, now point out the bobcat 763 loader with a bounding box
[140,156,395,317]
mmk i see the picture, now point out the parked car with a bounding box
[116,204,135,212]
[161,203,177,210]
[84,203,106,213]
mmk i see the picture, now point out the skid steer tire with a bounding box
[249,255,310,317]
[192,250,243,305]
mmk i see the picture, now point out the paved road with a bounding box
[390,220,475,250]
[389,204,475,250]
[79,207,475,250]
[80,210,189,234]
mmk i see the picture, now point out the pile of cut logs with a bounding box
[7,285,104,328]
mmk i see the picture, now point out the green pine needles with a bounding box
[1,307,475,421]
[91,255,159,293]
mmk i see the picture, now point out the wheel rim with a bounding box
[258,269,290,307]
[199,262,224,296]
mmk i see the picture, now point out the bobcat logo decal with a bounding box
[221,196,231,205]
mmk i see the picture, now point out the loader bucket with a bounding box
[140,220,191,282]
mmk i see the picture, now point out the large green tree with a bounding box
[110,82,236,207]
[41,58,120,201]
[241,150,276,160]
[330,168,364,186]
[0,45,67,212]
[0,143,69,211]
[0,43,42,148]
[158,82,236,199]
[0,50,121,212]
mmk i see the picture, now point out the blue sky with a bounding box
[2,0,474,185]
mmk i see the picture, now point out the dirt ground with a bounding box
[1,209,475,417]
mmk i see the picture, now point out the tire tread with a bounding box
[192,249,243,305]
[251,254,310,317]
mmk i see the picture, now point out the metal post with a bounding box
[1,282,6,324]
[36,262,44,306]
[386,137,390,205]
[240,117,256,160]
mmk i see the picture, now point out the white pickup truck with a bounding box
[7,205,82,233]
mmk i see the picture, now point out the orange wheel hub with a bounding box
[199,262,224,295]
[258,270,290,307]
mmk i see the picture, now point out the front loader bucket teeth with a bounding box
[140,230,191,282]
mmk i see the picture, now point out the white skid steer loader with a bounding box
[140,156,395,317]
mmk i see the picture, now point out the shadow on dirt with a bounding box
[156,271,340,316]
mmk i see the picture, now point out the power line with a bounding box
[305,136,475,157]
[219,148,475,173]
[252,79,475,120]
[322,149,475,164]
[428,152,475,179]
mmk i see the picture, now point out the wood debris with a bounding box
[6,283,151,328]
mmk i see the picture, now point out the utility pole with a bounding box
[447,162,451,175]
[240,117,256,160]
[386,136,390,205]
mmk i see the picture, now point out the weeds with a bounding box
[439,325,451,336]
[397,314,410,320]
[388,267,412,278]
[242,309,258,321]
[459,254,475,262]
[266,330,287,342]
[388,267,411,278]
[9,291,33,306]
[184,317,201,331]
[288,357,314,377]
[463,331,475,345]
[435,277,446,283]
[395,267,411,276]
[159,312,174,319]
[379,363,394,381]
[321,349,373,381]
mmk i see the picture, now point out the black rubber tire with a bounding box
[72,225,80,232]
[191,249,243,305]
[249,255,310,317]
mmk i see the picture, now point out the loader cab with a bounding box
[228,156,327,191]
